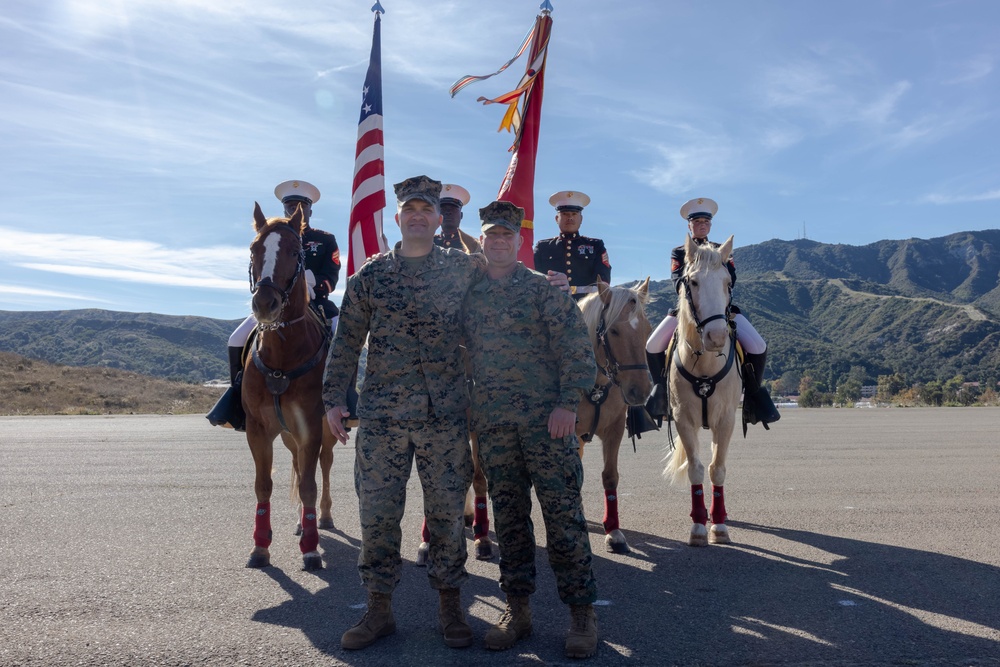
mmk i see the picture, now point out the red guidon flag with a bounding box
[450,6,553,268]
[347,7,389,276]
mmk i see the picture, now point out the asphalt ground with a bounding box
[1,408,998,667]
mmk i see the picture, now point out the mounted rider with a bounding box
[645,197,780,429]
[206,179,341,432]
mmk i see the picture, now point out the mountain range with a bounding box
[2,229,998,391]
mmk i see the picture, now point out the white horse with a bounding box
[664,235,741,547]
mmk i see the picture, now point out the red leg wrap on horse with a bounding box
[710,485,727,524]
[253,502,272,548]
[690,485,708,525]
[602,488,620,533]
[421,517,430,543]
[299,506,319,553]
[473,496,490,539]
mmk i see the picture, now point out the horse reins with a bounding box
[247,225,326,432]
[581,301,649,445]
[668,273,737,431]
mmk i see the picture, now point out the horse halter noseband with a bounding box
[248,226,306,330]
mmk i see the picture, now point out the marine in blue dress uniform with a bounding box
[433,183,482,254]
[533,191,611,300]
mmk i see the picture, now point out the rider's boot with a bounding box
[565,603,599,659]
[206,346,246,431]
[626,405,659,439]
[644,350,670,426]
[743,349,780,426]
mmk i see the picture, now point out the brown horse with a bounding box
[242,202,335,570]
[576,278,653,554]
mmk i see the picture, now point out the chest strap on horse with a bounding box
[251,330,329,432]
[673,336,736,430]
[580,382,610,444]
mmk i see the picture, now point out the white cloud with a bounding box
[943,53,995,85]
[632,128,743,195]
[919,188,1000,205]
[0,227,246,290]
[0,283,107,302]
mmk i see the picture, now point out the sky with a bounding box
[2,0,999,319]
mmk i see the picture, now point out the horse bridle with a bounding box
[680,275,732,335]
[581,300,649,444]
[247,226,306,331]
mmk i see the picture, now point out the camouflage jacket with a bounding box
[323,244,484,420]
[463,262,597,431]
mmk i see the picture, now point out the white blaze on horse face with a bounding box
[260,232,282,283]
[629,310,640,330]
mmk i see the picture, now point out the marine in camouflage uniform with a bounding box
[463,200,600,658]
[322,176,483,650]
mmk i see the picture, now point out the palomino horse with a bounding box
[664,235,741,547]
[242,203,336,570]
[576,278,653,554]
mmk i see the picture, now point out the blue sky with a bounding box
[2,0,998,319]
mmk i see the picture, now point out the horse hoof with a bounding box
[318,518,335,531]
[474,539,494,561]
[246,553,271,568]
[689,524,709,547]
[294,523,303,536]
[302,553,324,571]
[710,525,731,544]
[605,538,631,555]
[415,542,430,567]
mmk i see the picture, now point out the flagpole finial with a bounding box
[372,1,385,14]
[540,0,553,14]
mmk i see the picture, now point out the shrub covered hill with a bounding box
[1,229,999,394]
[0,309,241,383]
[643,229,1000,392]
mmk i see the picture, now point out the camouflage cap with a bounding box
[479,200,524,233]
[393,175,442,206]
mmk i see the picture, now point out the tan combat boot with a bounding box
[341,591,396,650]
[438,587,473,648]
[484,594,532,651]
[565,603,598,659]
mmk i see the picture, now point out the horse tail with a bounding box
[662,438,689,485]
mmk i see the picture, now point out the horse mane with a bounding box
[578,283,650,347]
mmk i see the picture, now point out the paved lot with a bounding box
[1,408,999,666]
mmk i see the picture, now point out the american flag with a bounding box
[347,9,388,276]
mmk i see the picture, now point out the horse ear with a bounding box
[597,276,612,303]
[720,235,735,263]
[684,234,698,261]
[288,204,305,234]
[637,276,650,298]
[253,202,267,231]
